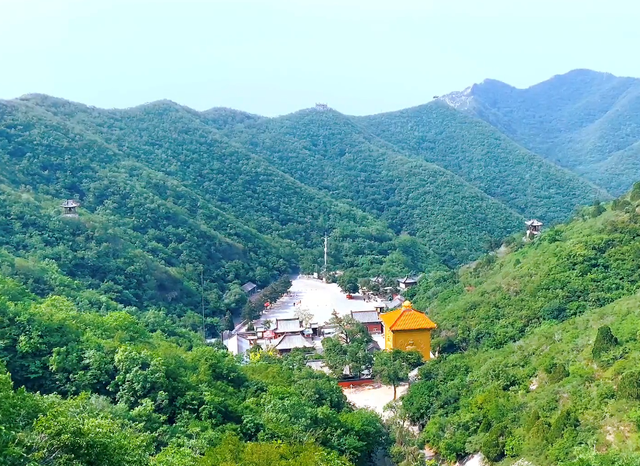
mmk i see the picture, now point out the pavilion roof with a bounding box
[275,318,303,333]
[380,301,437,331]
[273,334,314,351]
[241,282,257,293]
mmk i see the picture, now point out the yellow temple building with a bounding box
[379,301,437,360]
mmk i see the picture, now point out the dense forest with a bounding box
[218,108,525,265]
[356,101,608,223]
[0,272,387,465]
[1,91,603,326]
[1,96,443,328]
[439,69,640,195]
[3,87,638,465]
[397,182,640,465]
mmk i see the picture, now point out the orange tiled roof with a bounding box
[380,308,403,326]
[380,301,437,331]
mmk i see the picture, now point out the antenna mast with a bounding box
[323,233,328,274]
[201,267,206,339]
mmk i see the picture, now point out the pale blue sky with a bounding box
[1,0,637,116]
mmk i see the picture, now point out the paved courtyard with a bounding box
[257,275,383,326]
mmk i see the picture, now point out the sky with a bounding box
[1,0,638,116]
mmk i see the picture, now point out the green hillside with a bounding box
[356,101,609,223]
[0,271,385,465]
[15,94,442,276]
[5,93,603,281]
[0,98,292,319]
[441,69,640,195]
[401,183,640,464]
[1,96,439,322]
[219,107,525,266]
[3,90,640,466]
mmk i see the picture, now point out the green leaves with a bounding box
[0,278,390,465]
[401,195,640,464]
[30,402,153,466]
[321,315,373,379]
[592,325,619,360]
[372,349,423,400]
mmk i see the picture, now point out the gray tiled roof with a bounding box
[274,334,314,351]
[397,276,418,284]
[385,296,404,309]
[350,310,381,324]
[241,282,257,293]
[275,318,303,333]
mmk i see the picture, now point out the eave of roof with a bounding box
[380,307,437,331]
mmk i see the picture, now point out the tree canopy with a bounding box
[401,192,640,464]
[0,274,388,465]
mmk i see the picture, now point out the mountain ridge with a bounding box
[438,69,640,195]
[1,90,611,295]
[216,103,527,265]
[356,100,609,223]
[1,95,425,319]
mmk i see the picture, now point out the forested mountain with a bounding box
[2,86,640,466]
[216,108,527,265]
[439,69,640,195]
[399,182,640,464]
[1,96,435,322]
[0,91,609,325]
[356,101,608,223]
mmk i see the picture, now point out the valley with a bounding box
[2,69,640,466]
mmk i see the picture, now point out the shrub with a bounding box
[592,325,619,360]
[548,363,570,383]
[542,300,569,321]
[548,409,579,443]
[481,425,505,462]
[630,182,640,202]
[618,370,640,400]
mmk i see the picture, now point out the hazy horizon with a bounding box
[1,0,638,116]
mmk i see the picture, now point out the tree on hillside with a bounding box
[241,301,261,323]
[294,308,314,328]
[618,370,640,400]
[590,199,606,218]
[358,278,373,292]
[223,285,248,313]
[241,276,293,323]
[337,272,359,294]
[373,349,423,400]
[223,311,235,332]
[261,276,293,303]
[631,181,640,202]
[592,325,619,360]
[322,313,373,378]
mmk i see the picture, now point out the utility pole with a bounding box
[201,267,206,340]
[324,233,328,275]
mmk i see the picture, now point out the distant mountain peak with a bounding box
[17,93,82,108]
[440,70,621,106]
[561,68,614,78]
[438,85,476,110]
[436,68,640,196]
[439,78,517,110]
